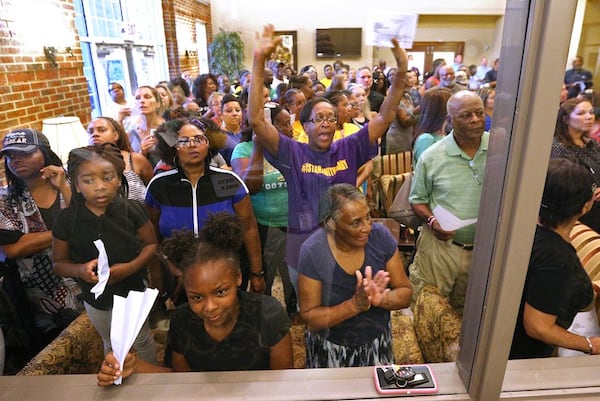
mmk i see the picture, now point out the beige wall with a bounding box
[580,0,600,90]
[210,0,506,75]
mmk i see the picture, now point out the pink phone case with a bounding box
[373,364,438,395]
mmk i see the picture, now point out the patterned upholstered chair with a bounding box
[412,285,462,363]
[17,312,104,375]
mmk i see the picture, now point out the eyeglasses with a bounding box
[176,135,209,148]
[308,116,337,124]
[468,160,482,185]
[347,102,359,109]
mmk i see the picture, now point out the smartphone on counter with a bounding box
[373,364,438,395]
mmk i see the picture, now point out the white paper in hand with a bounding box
[91,239,110,299]
[433,205,478,231]
[110,288,158,385]
[365,11,418,48]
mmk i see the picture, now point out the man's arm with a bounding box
[368,40,408,143]
[247,24,282,156]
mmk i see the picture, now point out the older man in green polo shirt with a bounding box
[408,90,488,313]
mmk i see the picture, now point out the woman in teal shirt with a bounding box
[412,87,452,166]
[231,104,297,316]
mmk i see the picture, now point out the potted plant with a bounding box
[208,28,245,78]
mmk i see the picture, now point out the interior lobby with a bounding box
[0,0,600,400]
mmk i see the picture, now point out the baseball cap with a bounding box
[1,129,51,154]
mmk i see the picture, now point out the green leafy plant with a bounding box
[208,28,245,78]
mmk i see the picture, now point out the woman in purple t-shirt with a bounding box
[247,24,409,293]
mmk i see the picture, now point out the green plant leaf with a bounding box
[209,29,245,78]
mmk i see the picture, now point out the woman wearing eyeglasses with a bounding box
[248,24,408,297]
[145,117,265,301]
[510,159,600,358]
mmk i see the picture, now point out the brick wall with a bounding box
[0,0,90,136]
[162,0,212,79]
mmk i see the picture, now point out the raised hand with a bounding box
[390,38,408,73]
[254,24,283,59]
[40,165,67,189]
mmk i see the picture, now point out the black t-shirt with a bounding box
[510,225,593,359]
[38,191,61,230]
[165,290,290,371]
[52,197,149,310]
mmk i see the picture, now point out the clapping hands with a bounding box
[352,266,391,312]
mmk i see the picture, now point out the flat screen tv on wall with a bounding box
[316,28,362,58]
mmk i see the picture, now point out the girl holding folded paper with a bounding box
[52,143,158,363]
[96,212,292,386]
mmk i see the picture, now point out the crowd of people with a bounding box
[0,23,598,380]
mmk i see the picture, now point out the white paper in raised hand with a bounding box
[433,205,478,232]
[110,288,158,385]
[91,239,110,299]
[364,11,418,48]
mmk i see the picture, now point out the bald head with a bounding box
[447,90,486,143]
[447,90,483,115]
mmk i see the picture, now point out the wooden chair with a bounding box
[369,151,413,214]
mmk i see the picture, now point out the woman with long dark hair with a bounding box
[412,87,453,165]
[550,97,599,232]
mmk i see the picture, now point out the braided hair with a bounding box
[66,143,128,206]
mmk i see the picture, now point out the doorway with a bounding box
[407,41,464,82]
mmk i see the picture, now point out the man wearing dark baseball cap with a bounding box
[1,129,51,154]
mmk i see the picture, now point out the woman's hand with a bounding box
[97,351,137,387]
[351,270,370,312]
[117,107,132,123]
[79,259,99,284]
[140,132,157,157]
[362,266,391,308]
[254,24,282,59]
[250,275,266,293]
[390,38,408,74]
[40,165,68,190]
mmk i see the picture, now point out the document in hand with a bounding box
[433,205,478,232]
[110,288,159,385]
[365,11,418,48]
[91,239,110,299]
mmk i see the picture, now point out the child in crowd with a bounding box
[96,212,292,386]
[52,143,158,363]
